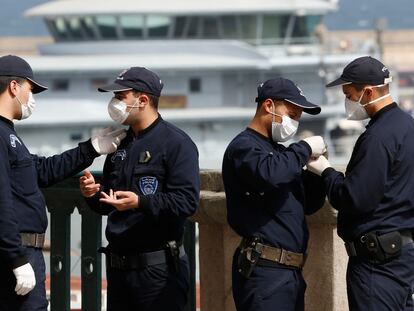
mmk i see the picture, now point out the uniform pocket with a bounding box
[11,158,38,195]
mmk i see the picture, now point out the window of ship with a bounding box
[79,16,96,39]
[52,79,69,92]
[120,15,144,38]
[240,15,258,43]
[291,15,322,44]
[95,16,118,39]
[173,16,187,38]
[261,14,290,44]
[221,15,241,39]
[201,17,220,38]
[66,18,83,40]
[189,78,201,93]
[47,18,70,41]
[147,15,170,38]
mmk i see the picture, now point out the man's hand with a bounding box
[301,136,327,157]
[306,155,332,176]
[13,263,36,296]
[99,189,139,211]
[79,169,100,198]
[91,128,127,155]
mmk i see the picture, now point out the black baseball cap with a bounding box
[255,77,321,115]
[326,56,393,87]
[0,55,48,94]
[98,67,163,96]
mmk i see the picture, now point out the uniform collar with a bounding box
[367,102,397,128]
[246,127,272,143]
[129,114,162,137]
[0,115,14,129]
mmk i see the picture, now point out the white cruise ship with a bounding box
[17,0,372,170]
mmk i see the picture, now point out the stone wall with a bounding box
[194,170,349,311]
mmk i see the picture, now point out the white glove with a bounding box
[13,263,36,296]
[91,128,127,155]
[302,136,327,157]
[306,155,332,176]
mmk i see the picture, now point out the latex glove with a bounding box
[79,169,100,198]
[91,128,127,155]
[307,155,332,176]
[301,136,327,157]
[13,263,36,296]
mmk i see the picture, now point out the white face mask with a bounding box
[345,87,391,121]
[15,88,36,120]
[269,104,299,142]
[107,96,139,124]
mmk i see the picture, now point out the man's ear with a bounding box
[262,99,274,114]
[137,94,149,107]
[9,80,19,97]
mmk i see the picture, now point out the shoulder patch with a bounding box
[139,176,158,195]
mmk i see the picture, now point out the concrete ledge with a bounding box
[196,170,348,311]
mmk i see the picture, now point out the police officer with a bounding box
[222,77,327,311]
[0,55,126,310]
[307,56,414,310]
[79,67,200,311]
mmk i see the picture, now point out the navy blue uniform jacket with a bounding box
[222,128,326,254]
[86,116,200,253]
[0,115,99,269]
[322,103,414,242]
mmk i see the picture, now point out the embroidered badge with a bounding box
[139,176,158,195]
[10,134,22,148]
[111,149,127,162]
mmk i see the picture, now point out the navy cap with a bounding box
[326,56,393,87]
[255,77,321,115]
[98,67,163,96]
[0,55,48,94]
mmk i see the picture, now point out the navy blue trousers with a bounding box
[347,243,414,311]
[232,250,306,311]
[0,248,48,311]
[106,255,190,311]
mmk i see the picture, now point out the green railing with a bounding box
[42,174,196,311]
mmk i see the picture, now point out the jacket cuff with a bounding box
[322,167,336,178]
[79,139,100,159]
[298,140,312,156]
[11,255,29,270]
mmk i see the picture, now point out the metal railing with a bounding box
[42,174,196,311]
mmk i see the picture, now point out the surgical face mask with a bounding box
[269,105,299,142]
[345,87,391,121]
[15,85,36,120]
[107,96,139,124]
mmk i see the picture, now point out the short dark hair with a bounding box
[0,76,25,94]
[133,91,160,109]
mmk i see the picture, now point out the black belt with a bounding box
[21,233,45,249]
[345,230,413,258]
[104,245,185,270]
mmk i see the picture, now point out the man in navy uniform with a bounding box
[222,77,327,311]
[79,67,200,311]
[307,56,414,310]
[0,55,126,310]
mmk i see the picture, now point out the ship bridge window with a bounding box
[96,16,118,39]
[120,15,144,38]
[173,16,187,38]
[240,15,258,42]
[50,18,70,41]
[52,79,69,92]
[202,17,219,38]
[79,17,96,39]
[291,15,322,43]
[66,18,83,40]
[262,14,290,44]
[221,15,240,39]
[147,15,170,38]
